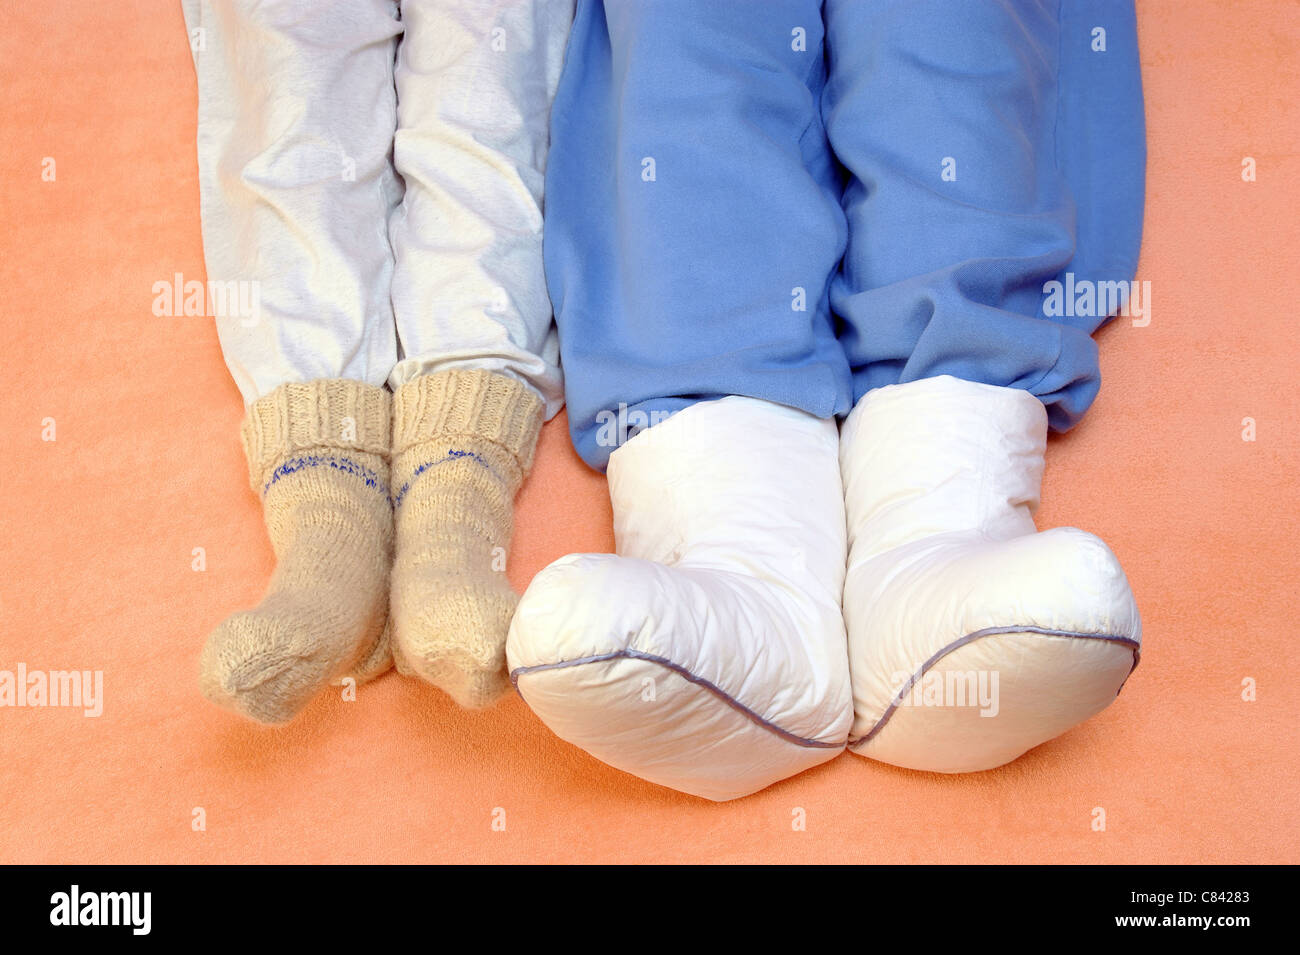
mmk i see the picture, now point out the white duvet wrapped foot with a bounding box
[841,375,1141,773]
[507,396,853,801]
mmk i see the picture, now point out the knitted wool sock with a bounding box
[390,370,542,707]
[199,379,394,724]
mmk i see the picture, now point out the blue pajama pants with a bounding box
[545,0,1146,470]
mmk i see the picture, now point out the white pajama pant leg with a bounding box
[185,0,570,414]
[387,0,572,419]
[183,0,404,405]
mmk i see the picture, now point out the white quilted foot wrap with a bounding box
[841,376,1141,773]
[507,396,852,801]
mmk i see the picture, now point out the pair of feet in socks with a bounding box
[198,371,542,724]
[506,375,1142,801]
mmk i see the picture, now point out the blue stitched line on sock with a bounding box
[262,453,391,500]
[391,449,498,510]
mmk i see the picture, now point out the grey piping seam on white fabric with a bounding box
[847,625,1142,748]
[510,649,845,750]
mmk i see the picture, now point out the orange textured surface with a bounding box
[1,0,1296,863]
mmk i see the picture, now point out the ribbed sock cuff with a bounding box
[240,379,392,491]
[392,370,543,478]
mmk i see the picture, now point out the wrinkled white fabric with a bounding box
[507,396,853,802]
[182,0,570,416]
[840,375,1141,773]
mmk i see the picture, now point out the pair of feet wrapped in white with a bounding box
[507,375,1141,801]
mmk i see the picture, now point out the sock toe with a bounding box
[199,610,328,724]
[391,574,516,706]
